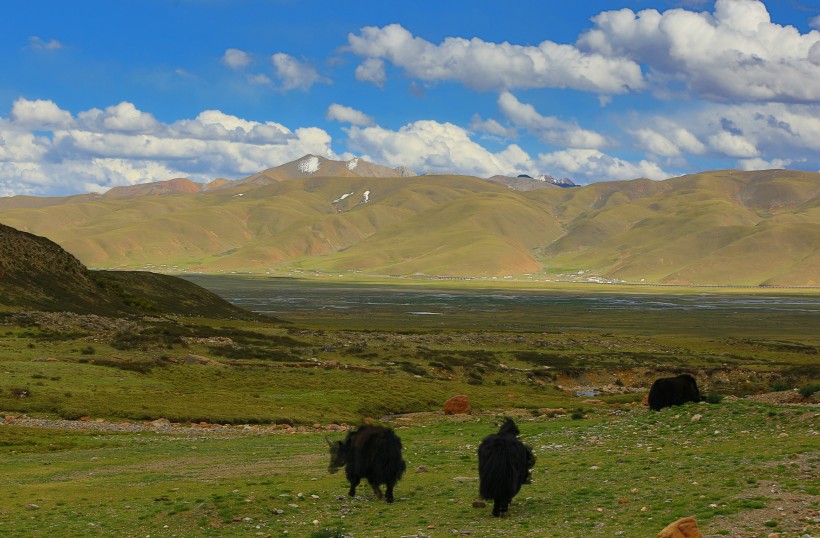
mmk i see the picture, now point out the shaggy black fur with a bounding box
[327,424,406,503]
[478,418,535,517]
[648,374,701,411]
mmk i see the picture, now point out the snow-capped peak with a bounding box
[363,190,370,203]
[298,155,321,174]
[347,158,359,171]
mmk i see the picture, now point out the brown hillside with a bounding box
[0,168,818,285]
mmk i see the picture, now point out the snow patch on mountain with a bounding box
[298,155,320,174]
[332,192,354,204]
[347,158,359,171]
[363,190,370,203]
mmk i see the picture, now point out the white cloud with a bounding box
[10,98,73,129]
[497,92,608,149]
[355,58,387,87]
[326,104,374,126]
[0,99,336,196]
[632,128,681,157]
[78,102,160,133]
[631,124,706,157]
[345,120,534,177]
[537,148,669,182]
[811,15,820,31]
[579,0,820,103]
[470,115,517,138]
[347,23,644,94]
[707,131,759,158]
[271,53,329,91]
[738,157,792,170]
[222,48,251,69]
[27,36,63,51]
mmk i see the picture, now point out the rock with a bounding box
[416,466,429,473]
[25,503,40,510]
[147,418,172,429]
[443,395,471,415]
[691,414,702,422]
[656,516,704,538]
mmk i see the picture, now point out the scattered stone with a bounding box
[691,414,702,422]
[656,516,704,538]
[443,395,472,415]
[25,503,40,510]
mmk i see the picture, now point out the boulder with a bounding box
[443,395,471,415]
[657,516,704,538]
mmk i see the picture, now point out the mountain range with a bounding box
[0,156,818,286]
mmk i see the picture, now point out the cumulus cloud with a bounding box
[537,148,669,182]
[631,124,706,157]
[497,92,608,149]
[222,48,251,69]
[326,104,374,126]
[347,23,644,94]
[578,0,820,103]
[78,102,160,133]
[345,120,534,178]
[707,131,759,158]
[271,53,329,91]
[811,15,820,31]
[0,98,336,196]
[10,98,73,129]
[355,58,387,87]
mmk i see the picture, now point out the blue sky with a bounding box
[1,0,819,196]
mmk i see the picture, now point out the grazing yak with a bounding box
[478,418,536,517]
[327,424,406,503]
[648,374,701,411]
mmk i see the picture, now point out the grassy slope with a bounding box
[0,170,818,284]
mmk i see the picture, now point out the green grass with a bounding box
[0,402,816,537]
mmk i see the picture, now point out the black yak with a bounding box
[648,374,701,411]
[327,424,406,503]
[478,418,535,517]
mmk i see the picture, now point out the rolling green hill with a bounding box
[0,223,261,318]
[0,168,818,286]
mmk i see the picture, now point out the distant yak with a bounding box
[478,418,535,517]
[648,374,701,411]
[327,424,406,503]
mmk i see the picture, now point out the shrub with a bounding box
[770,381,791,392]
[798,384,820,398]
[704,393,724,404]
[571,411,584,420]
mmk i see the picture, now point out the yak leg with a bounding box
[492,500,502,517]
[385,482,395,503]
[368,480,384,499]
[347,476,360,497]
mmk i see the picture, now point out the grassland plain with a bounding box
[0,278,818,536]
[0,404,817,537]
